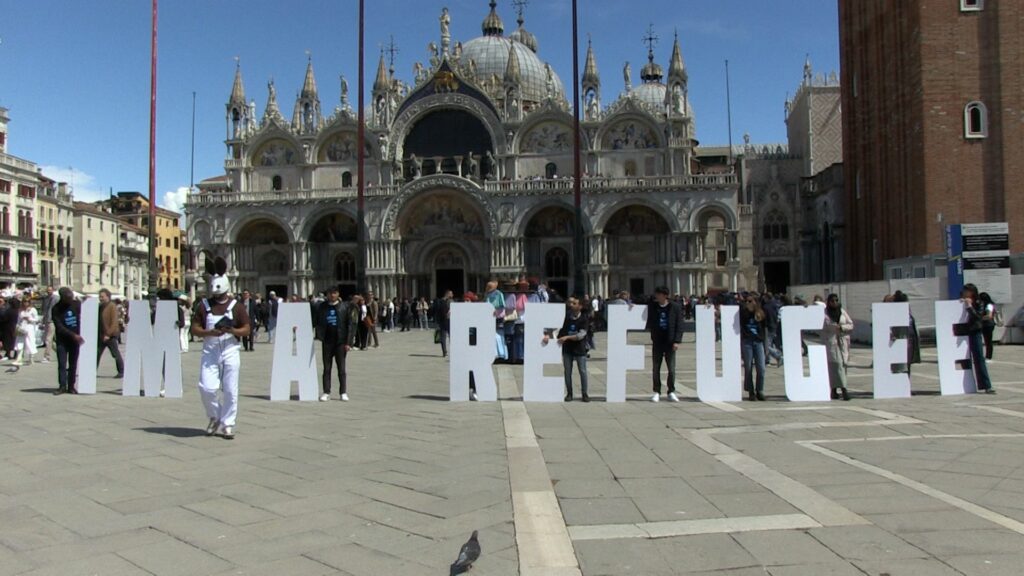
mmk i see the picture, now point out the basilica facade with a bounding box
[186,2,756,300]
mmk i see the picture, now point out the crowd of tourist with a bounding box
[0,276,1008,439]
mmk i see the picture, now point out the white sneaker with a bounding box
[340,393,350,402]
[319,393,330,402]
[667,392,679,402]
[650,393,660,403]
[470,392,478,401]
[222,425,235,439]
[41,358,51,364]
[205,418,219,436]
[159,389,165,398]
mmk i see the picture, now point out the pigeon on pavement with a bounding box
[449,530,480,575]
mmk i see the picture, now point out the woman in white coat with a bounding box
[14,298,39,366]
[822,293,854,400]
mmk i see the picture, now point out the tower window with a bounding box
[342,171,353,187]
[964,101,988,138]
[272,175,283,191]
[961,0,983,11]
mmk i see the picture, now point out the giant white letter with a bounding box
[123,300,183,398]
[781,305,829,401]
[605,304,647,403]
[450,303,497,402]
[269,303,318,401]
[872,302,910,399]
[696,305,742,402]
[76,297,99,395]
[935,299,976,395]
[522,303,568,402]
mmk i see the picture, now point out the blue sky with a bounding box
[0,0,838,214]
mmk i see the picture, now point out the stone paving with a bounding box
[1,325,1023,575]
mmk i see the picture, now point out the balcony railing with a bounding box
[185,173,738,207]
[0,152,37,173]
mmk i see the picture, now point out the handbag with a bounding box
[434,329,441,344]
[504,309,519,323]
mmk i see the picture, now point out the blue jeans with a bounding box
[742,339,766,393]
[563,352,588,396]
[968,332,992,390]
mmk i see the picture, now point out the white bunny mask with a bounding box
[205,257,230,296]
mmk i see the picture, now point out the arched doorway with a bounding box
[397,190,489,298]
[604,205,670,298]
[402,109,495,179]
[524,205,575,295]
[235,218,290,298]
[308,212,358,295]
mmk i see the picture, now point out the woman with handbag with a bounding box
[13,298,39,366]
[822,294,854,400]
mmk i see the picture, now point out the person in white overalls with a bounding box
[190,257,250,439]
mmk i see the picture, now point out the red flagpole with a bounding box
[148,0,158,294]
[356,0,366,293]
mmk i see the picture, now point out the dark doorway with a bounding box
[764,262,791,294]
[265,284,288,299]
[630,278,645,298]
[435,269,464,298]
[548,280,569,301]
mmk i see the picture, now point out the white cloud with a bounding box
[38,165,109,202]
[162,186,189,216]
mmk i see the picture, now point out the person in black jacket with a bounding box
[962,283,994,393]
[52,287,84,395]
[239,290,259,351]
[544,296,590,402]
[315,286,358,401]
[646,286,684,402]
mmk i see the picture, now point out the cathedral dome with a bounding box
[461,36,565,103]
[632,82,667,109]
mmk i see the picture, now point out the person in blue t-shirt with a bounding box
[51,288,84,395]
[544,296,590,402]
[645,286,684,402]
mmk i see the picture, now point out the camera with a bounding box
[214,317,234,332]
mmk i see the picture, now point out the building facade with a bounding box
[36,176,75,289]
[0,107,40,290]
[72,202,120,294]
[187,2,757,300]
[839,0,1024,280]
[118,223,149,299]
[101,191,182,290]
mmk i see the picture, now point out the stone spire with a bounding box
[226,61,252,141]
[582,37,600,90]
[292,55,322,134]
[229,62,246,109]
[504,40,522,85]
[373,50,390,93]
[300,55,318,100]
[667,31,687,85]
[482,0,504,37]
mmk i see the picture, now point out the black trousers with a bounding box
[652,344,676,394]
[96,337,124,376]
[241,334,255,351]
[57,341,80,392]
[982,325,995,359]
[322,341,348,395]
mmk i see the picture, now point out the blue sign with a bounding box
[946,224,963,299]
